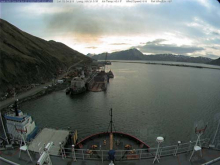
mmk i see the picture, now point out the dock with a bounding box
[28,128,69,155]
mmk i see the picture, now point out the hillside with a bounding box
[91,48,212,63]
[0,19,92,93]
[209,57,220,66]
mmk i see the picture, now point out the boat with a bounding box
[65,87,71,95]
[107,70,114,78]
[105,61,111,65]
[90,71,108,92]
[70,77,86,95]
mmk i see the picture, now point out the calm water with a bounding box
[5,62,220,146]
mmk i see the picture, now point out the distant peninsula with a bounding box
[89,48,220,65]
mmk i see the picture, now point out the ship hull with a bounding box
[70,87,86,95]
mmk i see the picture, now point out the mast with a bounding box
[110,108,113,133]
[110,108,113,150]
[15,100,19,116]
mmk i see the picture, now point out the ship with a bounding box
[3,100,38,142]
[90,71,108,92]
[69,70,88,95]
[69,77,86,95]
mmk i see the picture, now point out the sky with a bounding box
[1,0,220,58]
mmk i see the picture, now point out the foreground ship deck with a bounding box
[1,107,220,165]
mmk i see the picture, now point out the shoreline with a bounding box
[0,83,68,112]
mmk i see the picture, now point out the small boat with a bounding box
[66,87,71,95]
[105,61,111,65]
[107,70,114,78]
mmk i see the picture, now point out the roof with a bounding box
[4,115,25,122]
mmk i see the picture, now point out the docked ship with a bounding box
[69,71,87,95]
[90,71,108,92]
[69,77,86,95]
[3,100,38,142]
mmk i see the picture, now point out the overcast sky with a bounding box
[1,0,220,58]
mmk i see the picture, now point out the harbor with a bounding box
[1,1,220,164]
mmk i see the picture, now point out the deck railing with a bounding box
[27,138,211,162]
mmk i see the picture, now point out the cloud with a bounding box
[210,46,220,50]
[137,39,204,54]
[86,46,98,49]
[212,31,220,35]
[145,39,167,45]
[1,1,220,56]
[110,43,129,45]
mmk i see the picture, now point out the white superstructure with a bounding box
[5,110,38,141]
[71,77,86,89]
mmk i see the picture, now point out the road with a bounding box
[0,60,83,110]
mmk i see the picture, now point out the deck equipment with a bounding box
[37,142,53,165]
[15,126,33,162]
[189,123,207,161]
[153,136,164,164]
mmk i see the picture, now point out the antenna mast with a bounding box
[110,108,113,133]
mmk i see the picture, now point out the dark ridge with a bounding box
[0,19,92,93]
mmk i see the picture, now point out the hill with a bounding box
[0,19,92,93]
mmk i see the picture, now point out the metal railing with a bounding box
[25,138,210,162]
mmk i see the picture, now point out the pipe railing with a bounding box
[6,137,212,162]
[26,138,210,161]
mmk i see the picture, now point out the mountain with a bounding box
[0,19,92,93]
[91,48,212,63]
[92,48,145,60]
[144,54,212,63]
[209,57,220,66]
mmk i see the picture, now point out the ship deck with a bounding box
[0,148,220,165]
[75,132,149,151]
[90,82,106,92]
[28,128,70,155]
